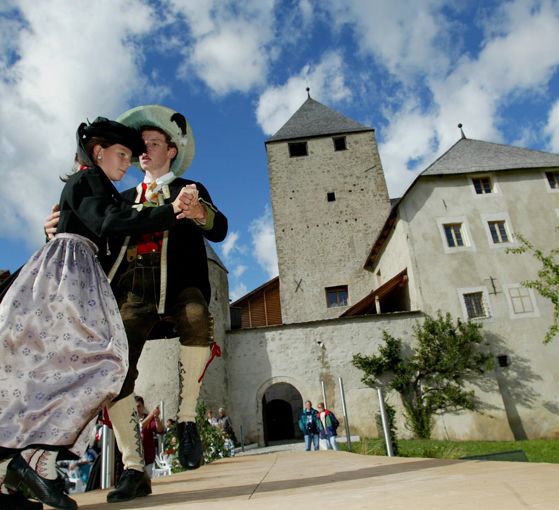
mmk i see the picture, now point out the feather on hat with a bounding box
[116,105,195,176]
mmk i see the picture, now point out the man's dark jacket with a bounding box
[106,177,228,308]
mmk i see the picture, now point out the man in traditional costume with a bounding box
[103,105,228,503]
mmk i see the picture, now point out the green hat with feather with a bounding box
[117,104,195,176]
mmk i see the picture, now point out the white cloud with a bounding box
[330,0,559,197]
[475,5,559,91]
[0,0,155,247]
[429,1,559,153]
[221,231,240,260]
[170,0,276,95]
[256,51,351,135]
[229,282,248,302]
[249,206,277,278]
[378,101,438,198]
[545,100,559,152]
[322,0,452,81]
[182,20,269,95]
[233,264,247,278]
[219,231,253,299]
[297,0,314,26]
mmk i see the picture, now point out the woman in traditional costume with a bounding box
[0,117,189,510]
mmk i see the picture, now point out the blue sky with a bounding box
[2,0,559,300]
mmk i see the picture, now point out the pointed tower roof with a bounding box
[422,137,559,176]
[267,96,372,143]
[205,240,227,272]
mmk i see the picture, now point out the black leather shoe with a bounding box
[177,421,203,469]
[0,491,43,510]
[0,447,20,462]
[4,454,76,510]
[106,468,151,503]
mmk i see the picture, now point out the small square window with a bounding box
[443,223,465,247]
[438,217,474,254]
[488,220,509,243]
[463,292,488,319]
[333,136,347,151]
[508,287,534,314]
[327,192,336,202]
[497,355,510,367]
[472,177,493,194]
[546,171,559,189]
[481,213,515,248]
[504,284,539,319]
[288,142,308,157]
[326,286,348,308]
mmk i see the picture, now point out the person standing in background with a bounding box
[315,402,340,451]
[298,401,319,451]
[135,397,164,478]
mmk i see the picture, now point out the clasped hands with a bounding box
[43,184,207,241]
[172,184,207,223]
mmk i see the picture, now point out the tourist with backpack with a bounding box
[315,402,340,451]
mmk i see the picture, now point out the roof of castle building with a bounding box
[422,137,559,176]
[267,96,372,143]
[364,136,559,270]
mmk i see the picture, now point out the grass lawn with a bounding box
[343,438,559,464]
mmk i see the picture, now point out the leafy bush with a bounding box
[167,401,231,473]
[353,313,492,439]
[507,233,559,343]
[195,400,230,463]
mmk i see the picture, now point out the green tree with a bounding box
[507,233,559,343]
[195,400,229,463]
[353,313,492,439]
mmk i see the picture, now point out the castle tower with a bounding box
[265,93,391,324]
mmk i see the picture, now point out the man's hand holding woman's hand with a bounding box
[172,184,207,223]
[44,185,205,235]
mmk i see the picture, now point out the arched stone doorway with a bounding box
[262,382,303,445]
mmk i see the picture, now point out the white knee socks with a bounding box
[107,394,144,472]
[20,449,58,479]
[177,345,210,424]
[0,459,9,494]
